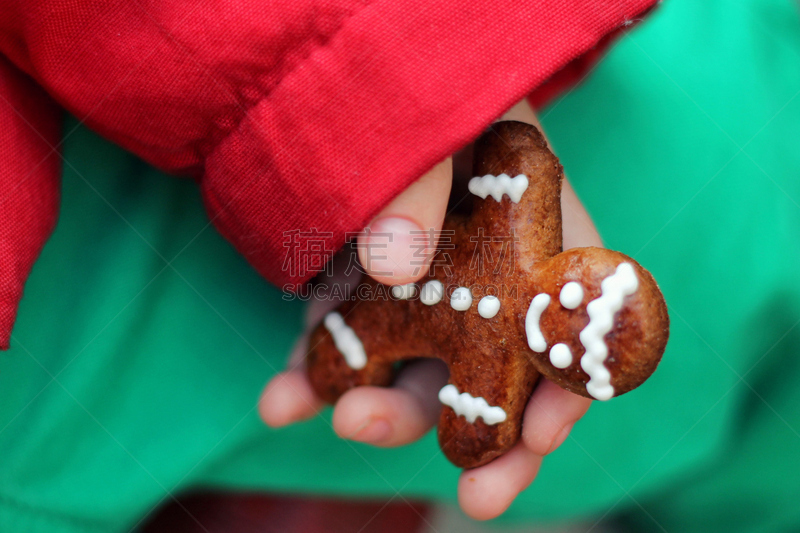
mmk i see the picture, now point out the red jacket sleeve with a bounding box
[0,0,657,346]
[0,56,61,349]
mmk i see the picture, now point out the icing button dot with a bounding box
[450,287,473,311]
[391,283,417,300]
[559,281,584,309]
[420,280,444,305]
[477,296,501,318]
[549,343,573,369]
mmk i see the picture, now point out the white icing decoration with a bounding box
[438,384,507,425]
[323,312,367,370]
[468,173,529,203]
[549,343,573,369]
[579,263,639,401]
[391,283,417,300]
[450,287,473,311]
[525,293,551,352]
[559,281,584,309]
[420,280,444,305]
[477,295,501,318]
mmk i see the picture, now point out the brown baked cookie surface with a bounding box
[306,121,669,469]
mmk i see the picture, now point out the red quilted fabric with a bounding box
[0,0,657,348]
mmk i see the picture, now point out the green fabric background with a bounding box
[1,0,799,531]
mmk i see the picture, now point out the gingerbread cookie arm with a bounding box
[307,280,438,403]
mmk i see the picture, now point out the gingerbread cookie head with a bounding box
[306,121,669,468]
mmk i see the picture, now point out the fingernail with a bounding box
[547,422,574,454]
[362,217,426,278]
[349,418,392,444]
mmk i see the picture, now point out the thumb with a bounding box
[357,158,452,285]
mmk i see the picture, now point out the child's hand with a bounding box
[259,100,599,519]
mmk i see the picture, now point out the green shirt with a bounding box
[2,0,799,531]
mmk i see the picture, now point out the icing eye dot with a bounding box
[450,287,473,311]
[559,281,584,309]
[420,280,444,305]
[391,283,417,300]
[549,343,573,369]
[477,296,501,318]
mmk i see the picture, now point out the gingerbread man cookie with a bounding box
[307,121,669,468]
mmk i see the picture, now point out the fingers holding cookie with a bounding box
[562,178,603,250]
[457,441,543,520]
[259,373,321,427]
[332,358,449,446]
[259,337,324,427]
[521,378,592,456]
[260,247,362,427]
